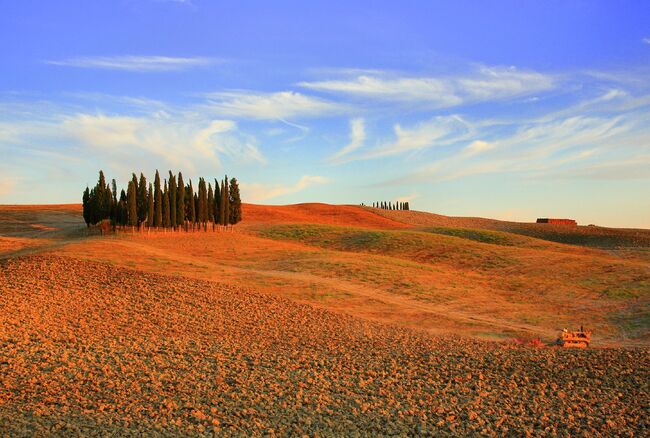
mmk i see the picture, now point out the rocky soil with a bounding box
[0,255,648,436]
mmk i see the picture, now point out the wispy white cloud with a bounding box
[392,108,650,184]
[301,75,459,106]
[643,37,650,45]
[240,175,329,202]
[0,107,265,183]
[46,55,215,72]
[203,90,344,120]
[462,140,494,157]
[299,65,555,108]
[60,113,265,170]
[341,115,473,162]
[329,118,366,162]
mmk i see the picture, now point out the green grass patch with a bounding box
[255,224,520,271]
[419,227,515,246]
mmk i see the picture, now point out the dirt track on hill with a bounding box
[87,237,561,340]
[1,255,648,436]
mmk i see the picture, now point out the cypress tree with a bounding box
[106,185,114,224]
[137,173,147,225]
[111,179,118,204]
[214,179,221,225]
[163,181,171,228]
[198,178,207,226]
[224,175,230,226]
[169,171,177,229]
[119,189,128,226]
[207,183,214,224]
[229,177,242,224]
[98,170,111,221]
[130,173,138,221]
[91,186,97,224]
[219,179,226,225]
[154,170,162,227]
[82,187,91,227]
[194,193,199,224]
[147,183,154,227]
[177,172,185,228]
[187,180,196,225]
[127,180,138,228]
[113,193,121,227]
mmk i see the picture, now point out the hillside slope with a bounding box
[1,255,647,435]
[1,203,649,346]
[369,207,650,248]
[242,203,408,229]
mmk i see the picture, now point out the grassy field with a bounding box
[0,203,648,434]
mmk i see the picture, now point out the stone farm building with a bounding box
[536,218,577,226]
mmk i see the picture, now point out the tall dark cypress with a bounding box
[214,179,221,225]
[187,180,196,225]
[119,189,128,226]
[198,178,207,226]
[224,175,230,226]
[106,185,114,225]
[130,173,138,221]
[82,187,91,227]
[194,193,199,224]
[147,183,154,227]
[229,177,242,224]
[168,171,177,229]
[111,179,118,204]
[163,181,171,228]
[127,180,138,227]
[207,183,214,224]
[177,172,185,227]
[137,173,148,225]
[154,170,162,227]
[98,170,110,221]
[110,179,118,225]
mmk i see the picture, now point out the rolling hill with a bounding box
[0,202,648,434]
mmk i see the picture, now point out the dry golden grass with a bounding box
[0,203,648,434]
[369,207,650,249]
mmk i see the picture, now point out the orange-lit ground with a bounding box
[0,203,648,434]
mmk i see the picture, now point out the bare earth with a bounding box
[0,203,648,435]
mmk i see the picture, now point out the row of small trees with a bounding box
[82,170,242,231]
[373,201,410,211]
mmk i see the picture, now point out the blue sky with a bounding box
[1,0,649,227]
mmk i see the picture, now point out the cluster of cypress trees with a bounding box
[82,170,242,231]
[372,201,410,211]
